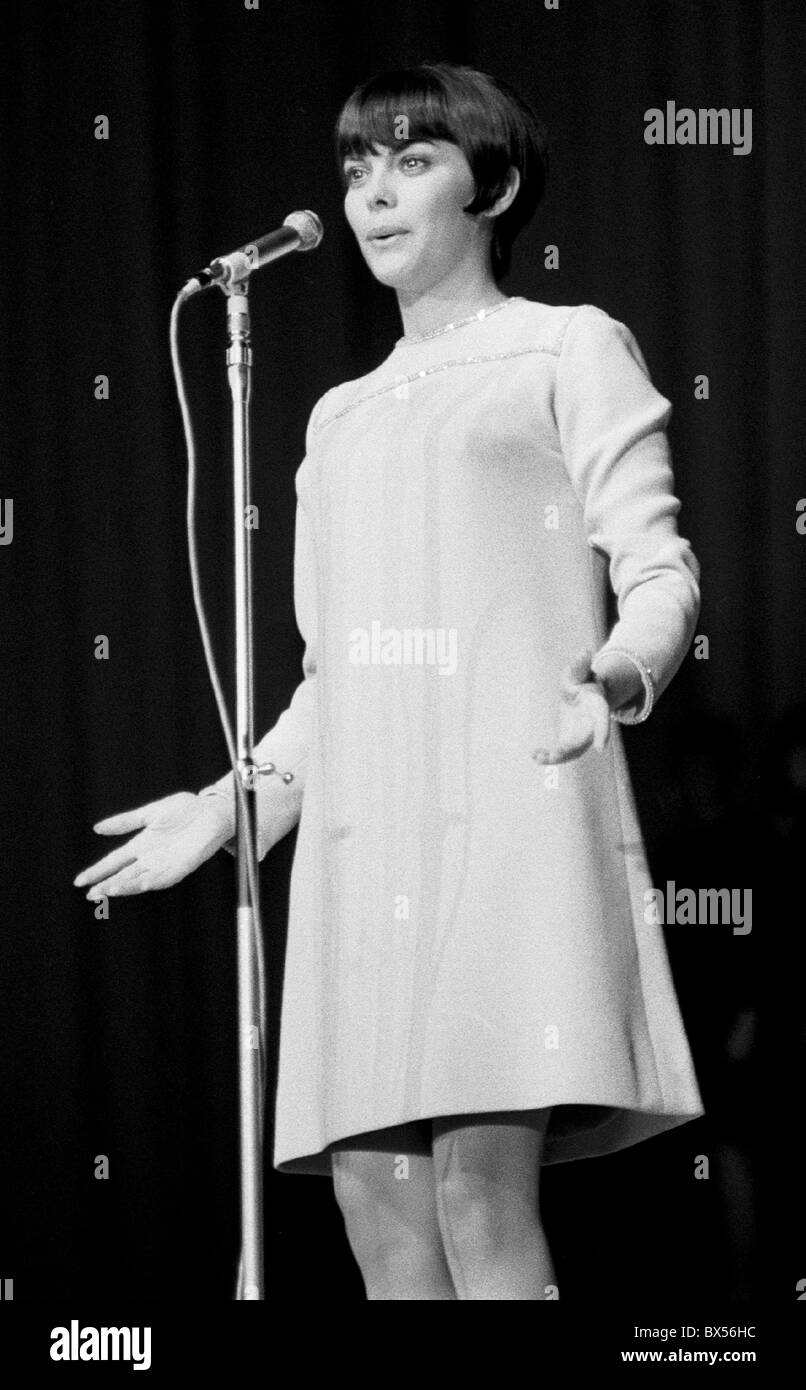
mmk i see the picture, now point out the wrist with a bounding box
[590,648,655,723]
[197,789,236,840]
[589,652,644,715]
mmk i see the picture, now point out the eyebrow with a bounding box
[342,139,437,166]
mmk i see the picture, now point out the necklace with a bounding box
[397,296,520,345]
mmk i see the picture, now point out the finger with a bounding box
[534,746,575,764]
[93,800,168,828]
[567,649,593,684]
[585,687,612,753]
[92,806,154,835]
[74,847,141,887]
[86,864,150,899]
[532,741,583,765]
[561,652,594,703]
[593,704,612,752]
[534,715,596,761]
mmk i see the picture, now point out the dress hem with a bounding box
[273,1098,707,1177]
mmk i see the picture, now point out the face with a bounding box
[342,137,495,296]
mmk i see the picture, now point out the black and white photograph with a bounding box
[1,0,804,1363]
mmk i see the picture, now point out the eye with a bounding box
[342,153,429,189]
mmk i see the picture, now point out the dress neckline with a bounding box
[394,296,524,347]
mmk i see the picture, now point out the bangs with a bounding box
[335,70,468,169]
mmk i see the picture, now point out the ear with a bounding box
[479,165,521,220]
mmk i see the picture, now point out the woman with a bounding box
[74,62,704,1299]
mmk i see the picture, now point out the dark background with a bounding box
[1,0,804,1306]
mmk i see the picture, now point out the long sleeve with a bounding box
[554,304,701,722]
[197,397,324,861]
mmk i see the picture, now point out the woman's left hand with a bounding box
[532,649,612,764]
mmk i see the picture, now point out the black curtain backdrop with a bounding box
[2,0,804,1315]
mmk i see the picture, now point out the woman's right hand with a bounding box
[73,791,234,899]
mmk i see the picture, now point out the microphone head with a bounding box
[283,210,324,251]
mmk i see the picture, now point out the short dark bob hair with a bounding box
[334,62,550,282]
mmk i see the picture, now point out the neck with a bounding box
[395,266,508,341]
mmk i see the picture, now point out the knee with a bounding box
[331,1151,378,1234]
[331,1151,441,1286]
[435,1171,541,1263]
[331,1152,400,1267]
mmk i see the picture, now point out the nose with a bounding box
[365,165,395,209]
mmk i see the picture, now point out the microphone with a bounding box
[184,210,323,294]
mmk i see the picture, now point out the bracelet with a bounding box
[590,647,655,725]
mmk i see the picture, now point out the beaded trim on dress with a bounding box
[395,295,523,345]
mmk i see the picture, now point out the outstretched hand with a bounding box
[532,649,612,765]
[73,791,233,900]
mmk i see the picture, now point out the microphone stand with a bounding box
[174,214,321,1301]
[222,274,265,1300]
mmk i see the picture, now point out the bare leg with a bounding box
[431,1109,557,1300]
[331,1134,457,1300]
